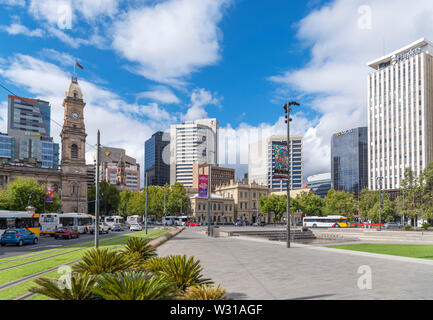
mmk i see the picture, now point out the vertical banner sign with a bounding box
[198,175,209,198]
[45,187,54,203]
[273,144,289,179]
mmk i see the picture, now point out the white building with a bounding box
[248,135,303,191]
[170,119,218,187]
[367,38,433,190]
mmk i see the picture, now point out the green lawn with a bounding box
[0,228,171,299]
[330,243,433,260]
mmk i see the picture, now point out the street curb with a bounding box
[149,227,185,248]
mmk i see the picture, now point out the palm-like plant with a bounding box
[92,272,177,300]
[124,237,157,262]
[142,257,168,273]
[161,255,213,291]
[29,273,100,300]
[181,284,229,300]
[73,248,134,275]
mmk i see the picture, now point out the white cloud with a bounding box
[112,0,231,83]
[0,23,44,37]
[137,86,180,105]
[0,54,174,170]
[269,0,433,178]
[182,88,220,122]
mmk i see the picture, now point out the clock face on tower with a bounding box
[71,112,79,120]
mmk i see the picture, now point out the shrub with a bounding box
[73,248,134,275]
[181,284,229,300]
[160,255,213,291]
[30,273,100,300]
[124,237,157,262]
[422,222,431,230]
[92,272,177,300]
[404,225,412,231]
[142,256,169,273]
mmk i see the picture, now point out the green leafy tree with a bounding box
[323,189,357,220]
[296,191,325,217]
[420,163,433,222]
[367,199,397,223]
[400,168,423,224]
[88,181,120,215]
[6,177,60,212]
[118,190,133,217]
[166,183,189,215]
[259,194,286,223]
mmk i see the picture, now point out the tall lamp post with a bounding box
[376,176,383,231]
[283,101,300,248]
[145,172,148,235]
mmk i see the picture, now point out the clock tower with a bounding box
[60,76,88,213]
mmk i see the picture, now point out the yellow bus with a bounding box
[0,211,41,237]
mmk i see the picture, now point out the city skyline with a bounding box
[2,1,433,184]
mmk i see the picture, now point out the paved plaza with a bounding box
[157,228,433,300]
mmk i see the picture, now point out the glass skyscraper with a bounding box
[331,127,368,195]
[4,95,59,169]
[145,131,170,186]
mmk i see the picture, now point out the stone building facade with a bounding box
[189,194,235,224]
[192,162,235,192]
[214,180,270,223]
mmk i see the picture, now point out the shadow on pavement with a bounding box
[290,294,335,300]
[226,292,249,299]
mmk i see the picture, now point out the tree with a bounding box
[6,177,60,212]
[367,199,397,223]
[296,191,325,217]
[323,189,357,221]
[400,168,423,224]
[118,190,133,217]
[419,163,433,222]
[166,183,188,215]
[259,194,286,223]
[88,181,120,215]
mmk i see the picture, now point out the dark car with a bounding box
[54,226,79,239]
[1,229,39,247]
[384,222,401,229]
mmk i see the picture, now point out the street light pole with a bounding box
[207,163,212,237]
[376,176,383,231]
[145,172,148,235]
[95,130,101,248]
[283,101,300,249]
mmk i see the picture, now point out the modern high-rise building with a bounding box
[248,135,303,191]
[170,119,218,188]
[306,173,332,198]
[331,127,368,195]
[5,95,59,169]
[367,38,433,190]
[145,131,170,186]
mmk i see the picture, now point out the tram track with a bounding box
[0,229,170,299]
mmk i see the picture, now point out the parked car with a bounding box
[186,222,200,226]
[1,229,38,247]
[252,222,265,226]
[234,220,243,227]
[129,223,142,231]
[90,223,110,234]
[112,223,123,232]
[55,226,79,240]
[384,222,401,229]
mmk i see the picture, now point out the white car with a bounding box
[129,223,142,231]
[90,222,110,234]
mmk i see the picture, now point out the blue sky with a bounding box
[0,0,433,182]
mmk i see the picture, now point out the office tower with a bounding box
[248,135,303,191]
[306,173,332,198]
[331,127,368,195]
[145,131,170,186]
[170,119,218,188]
[6,95,59,169]
[99,146,140,192]
[367,38,433,190]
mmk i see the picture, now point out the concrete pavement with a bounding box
[157,228,433,300]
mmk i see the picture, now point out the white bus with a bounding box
[162,216,190,226]
[104,216,125,229]
[303,216,349,229]
[127,215,142,226]
[40,213,93,235]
